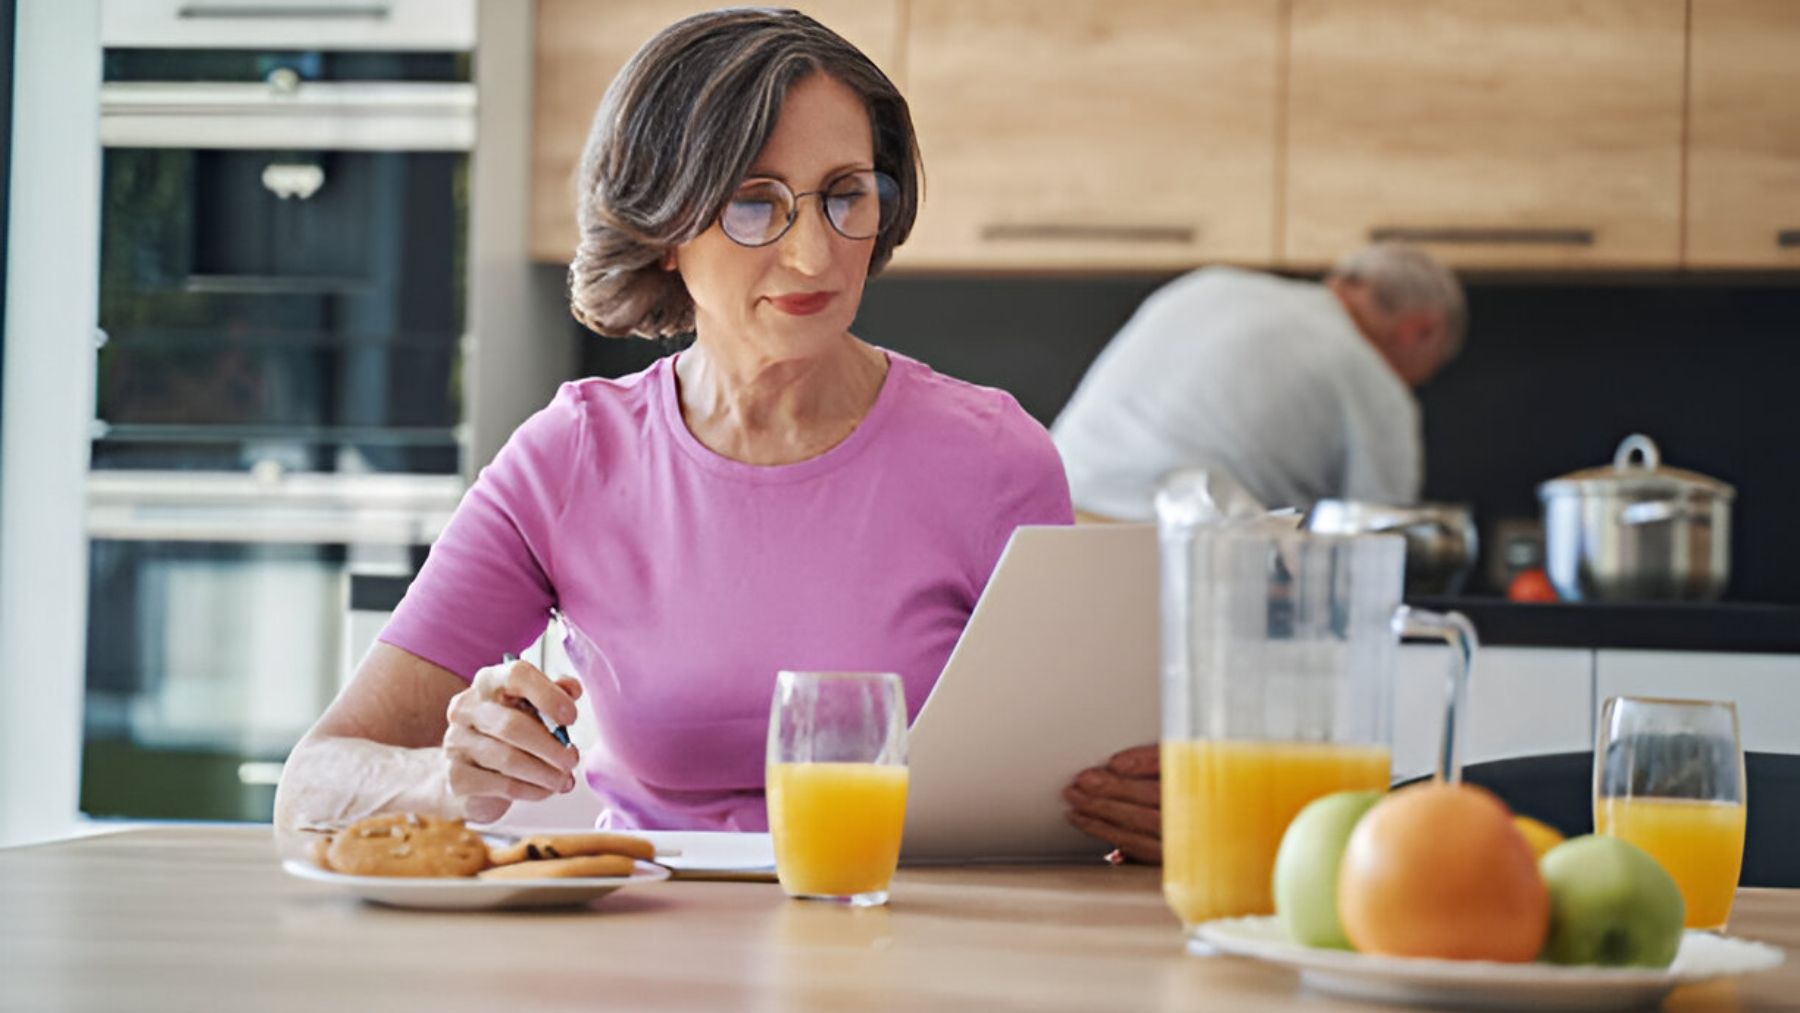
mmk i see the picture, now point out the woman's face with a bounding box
[673,72,878,361]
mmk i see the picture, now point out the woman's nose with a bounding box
[777,198,836,276]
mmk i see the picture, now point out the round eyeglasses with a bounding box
[717,170,898,248]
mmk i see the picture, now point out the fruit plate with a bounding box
[1196,916,1784,1012]
[281,859,670,911]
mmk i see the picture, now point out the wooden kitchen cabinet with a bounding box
[893,0,1282,272]
[1686,0,1800,268]
[1284,0,1686,270]
[528,0,902,263]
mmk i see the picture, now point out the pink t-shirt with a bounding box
[379,349,1072,830]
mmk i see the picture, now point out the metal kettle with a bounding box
[1303,500,1479,596]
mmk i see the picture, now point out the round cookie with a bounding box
[476,854,638,880]
[325,813,490,877]
[489,831,655,866]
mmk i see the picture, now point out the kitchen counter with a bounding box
[2,826,1796,1011]
[1408,597,1800,654]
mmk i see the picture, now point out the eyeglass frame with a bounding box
[715,169,898,249]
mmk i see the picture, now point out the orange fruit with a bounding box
[1507,568,1559,603]
[1512,815,1565,861]
[1337,781,1550,962]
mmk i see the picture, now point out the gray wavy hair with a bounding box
[1328,243,1468,357]
[569,8,922,339]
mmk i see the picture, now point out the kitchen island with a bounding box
[1,826,1793,1011]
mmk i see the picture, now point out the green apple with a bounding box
[1273,789,1384,949]
[1539,835,1686,967]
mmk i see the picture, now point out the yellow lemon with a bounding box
[1513,816,1566,861]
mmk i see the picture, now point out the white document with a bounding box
[635,830,775,881]
[901,524,1161,863]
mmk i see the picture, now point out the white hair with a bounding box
[1328,243,1467,357]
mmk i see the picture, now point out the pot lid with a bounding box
[1538,434,1736,499]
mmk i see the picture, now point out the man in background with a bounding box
[1051,243,1466,520]
[1057,243,1465,863]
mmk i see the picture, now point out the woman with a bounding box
[274,9,1071,832]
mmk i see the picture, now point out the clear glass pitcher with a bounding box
[1156,480,1478,935]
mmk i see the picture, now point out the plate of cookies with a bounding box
[284,813,671,910]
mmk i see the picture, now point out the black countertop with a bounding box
[1407,597,1800,654]
[353,575,1797,654]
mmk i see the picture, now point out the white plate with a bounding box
[281,859,670,911]
[1197,916,1785,1011]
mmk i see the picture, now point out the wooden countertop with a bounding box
[1,826,1793,1011]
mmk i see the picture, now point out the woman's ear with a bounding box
[660,248,677,271]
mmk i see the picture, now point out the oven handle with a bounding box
[86,471,464,545]
[100,81,475,152]
[178,3,392,19]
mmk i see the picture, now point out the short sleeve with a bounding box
[377,384,587,679]
[975,395,1075,585]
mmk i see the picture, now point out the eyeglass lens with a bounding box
[719,170,897,247]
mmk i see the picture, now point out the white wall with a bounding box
[467,0,574,475]
[1596,649,1800,755]
[0,0,102,846]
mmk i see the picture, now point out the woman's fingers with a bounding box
[1074,766,1161,808]
[1107,743,1160,778]
[496,659,580,728]
[465,701,576,775]
[1062,781,1161,837]
[1065,810,1163,865]
[444,753,554,802]
[448,722,573,792]
[441,656,583,811]
[470,658,579,728]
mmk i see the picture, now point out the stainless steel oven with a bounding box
[84,1,474,820]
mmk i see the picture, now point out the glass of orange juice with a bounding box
[1156,478,1478,948]
[766,670,909,907]
[1594,695,1747,931]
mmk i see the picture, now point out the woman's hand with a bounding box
[443,657,582,824]
[1062,743,1162,864]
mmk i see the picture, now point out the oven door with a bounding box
[96,72,474,476]
[85,49,475,821]
[82,472,459,820]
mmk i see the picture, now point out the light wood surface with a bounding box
[2,826,1795,1012]
[895,0,1281,272]
[1686,0,1800,268]
[1284,0,1686,270]
[528,0,902,263]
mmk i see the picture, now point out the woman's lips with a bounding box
[768,291,834,316]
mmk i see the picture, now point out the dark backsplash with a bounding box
[576,271,1800,604]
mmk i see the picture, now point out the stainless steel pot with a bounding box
[1537,434,1734,602]
[1303,500,1479,596]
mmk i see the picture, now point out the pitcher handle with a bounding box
[1392,606,1480,785]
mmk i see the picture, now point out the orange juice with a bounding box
[767,762,909,898]
[1162,739,1392,924]
[1597,796,1747,929]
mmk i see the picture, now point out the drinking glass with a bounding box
[766,671,909,907]
[1157,492,1477,945]
[1594,695,1747,931]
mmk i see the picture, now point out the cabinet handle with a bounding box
[179,3,391,18]
[1369,227,1594,246]
[980,223,1196,245]
[1778,230,1800,248]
